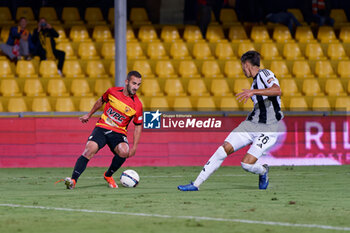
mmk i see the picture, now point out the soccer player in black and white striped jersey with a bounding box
[178,50,283,191]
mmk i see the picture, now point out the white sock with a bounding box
[193,146,227,187]
[241,162,266,175]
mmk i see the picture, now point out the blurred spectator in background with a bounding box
[31,18,65,76]
[303,0,334,26]
[197,0,227,38]
[0,17,32,61]
[265,11,301,33]
[235,0,264,23]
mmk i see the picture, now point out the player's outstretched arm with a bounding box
[236,84,281,103]
[128,124,142,158]
[79,97,104,123]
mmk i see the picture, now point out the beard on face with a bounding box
[127,83,136,96]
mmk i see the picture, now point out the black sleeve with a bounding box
[48,28,59,38]
[31,29,38,43]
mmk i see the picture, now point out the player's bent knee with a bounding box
[115,143,129,158]
[241,162,253,172]
[118,151,129,158]
[82,150,96,160]
[222,141,234,155]
[82,141,99,159]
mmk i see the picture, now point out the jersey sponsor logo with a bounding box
[108,94,136,117]
[106,107,126,123]
[143,110,162,129]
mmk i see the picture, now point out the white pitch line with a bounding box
[1,172,332,181]
[0,174,248,180]
[1,203,350,231]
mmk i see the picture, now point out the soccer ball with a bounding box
[120,169,140,187]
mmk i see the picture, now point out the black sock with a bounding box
[105,154,126,177]
[71,155,89,181]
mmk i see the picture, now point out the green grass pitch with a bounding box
[0,166,350,233]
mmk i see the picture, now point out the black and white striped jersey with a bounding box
[246,69,283,124]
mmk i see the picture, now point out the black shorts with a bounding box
[88,127,128,152]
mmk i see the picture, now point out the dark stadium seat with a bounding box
[155,60,178,78]
[39,7,60,25]
[149,97,169,111]
[164,79,186,96]
[132,60,155,78]
[173,97,193,111]
[55,97,76,112]
[32,97,52,112]
[8,97,28,112]
[24,79,46,97]
[47,79,69,97]
[201,60,224,78]
[86,60,109,78]
[130,8,151,25]
[178,60,201,78]
[92,26,113,42]
[62,7,84,25]
[210,79,232,96]
[312,97,331,111]
[0,79,21,96]
[160,26,181,42]
[187,79,210,96]
[219,97,239,111]
[302,78,324,96]
[170,42,192,60]
[270,60,292,78]
[85,7,106,26]
[192,42,214,60]
[70,79,93,97]
[314,60,337,78]
[138,25,159,42]
[215,42,235,60]
[141,79,163,96]
[94,79,112,96]
[288,96,309,111]
[39,60,61,78]
[196,97,216,111]
[79,97,97,112]
[280,78,301,96]
[16,60,38,78]
[325,79,346,96]
[0,60,14,78]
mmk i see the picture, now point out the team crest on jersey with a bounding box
[125,106,131,113]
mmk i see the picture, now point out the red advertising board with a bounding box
[0,116,349,168]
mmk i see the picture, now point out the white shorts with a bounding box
[224,120,279,159]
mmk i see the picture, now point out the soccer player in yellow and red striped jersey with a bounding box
[63,71,143,189]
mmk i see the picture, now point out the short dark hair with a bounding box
[241,50,260,67]
[127,70,142,80]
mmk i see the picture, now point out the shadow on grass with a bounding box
[76,183,107,189]
[201,185,257,191]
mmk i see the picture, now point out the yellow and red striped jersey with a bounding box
[96,87,143,135]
